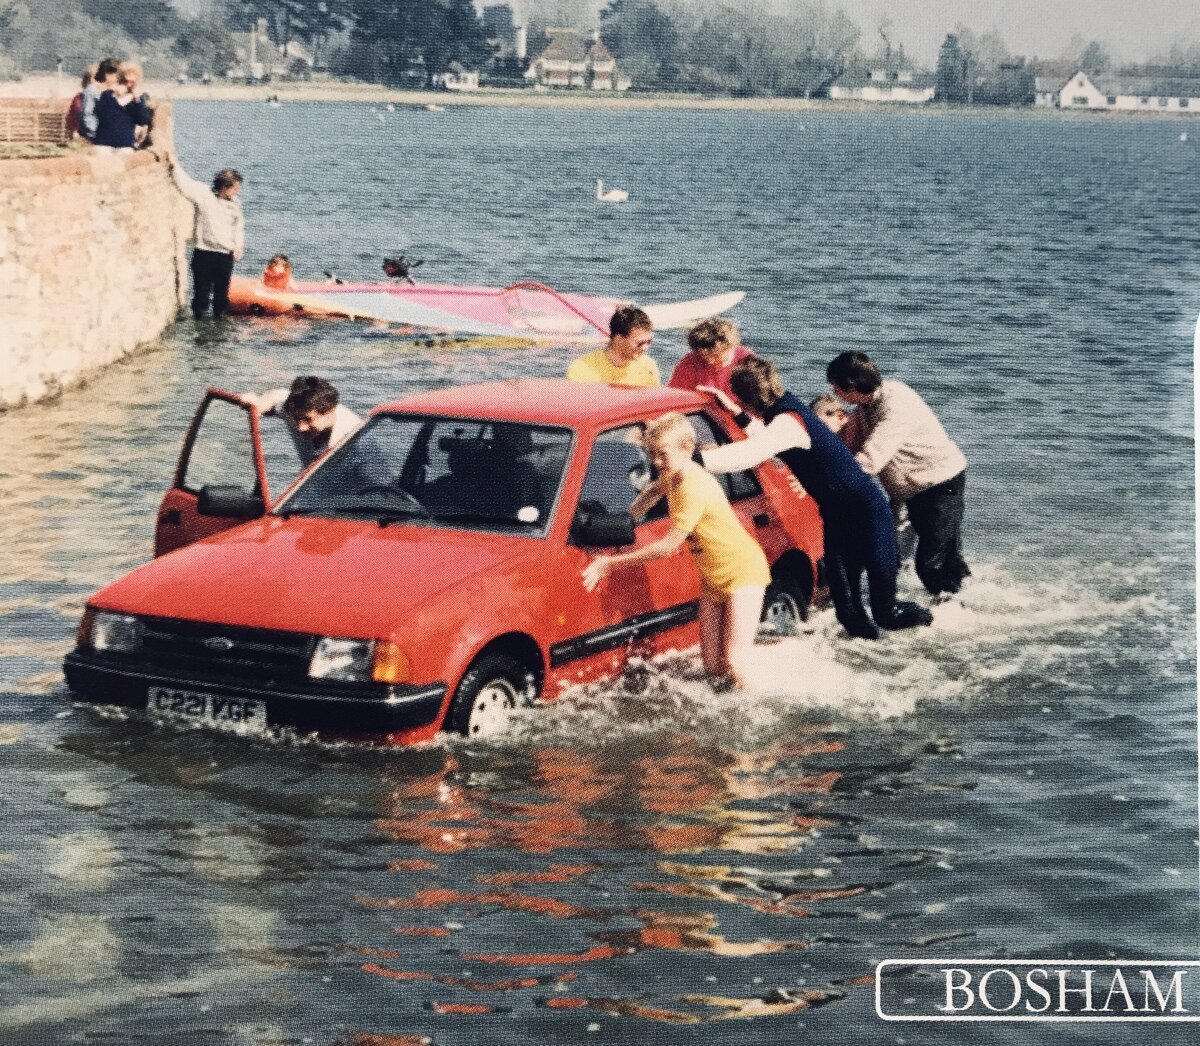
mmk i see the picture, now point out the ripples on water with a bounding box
[0,103,1196,1043]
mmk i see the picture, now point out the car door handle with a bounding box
[753,513,771,528]
[160,509,182,525]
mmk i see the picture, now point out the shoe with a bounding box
[842,622,880,640]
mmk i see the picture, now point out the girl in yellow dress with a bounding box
[581,412,770,689]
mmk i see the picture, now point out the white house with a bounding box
[1103,73,1200,112]
[1033,62,1076,107]
[829,69,935,104]
[228,18,315,80]
[1057,70,1108,109]
[1036,67,1200,113]
[525,28,630,91]
[436,63,480,91]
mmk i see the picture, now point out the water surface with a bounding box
[0,102,1196,1044]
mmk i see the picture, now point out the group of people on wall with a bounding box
[66,58,152,151]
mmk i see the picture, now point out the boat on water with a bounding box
[226,276,745,341]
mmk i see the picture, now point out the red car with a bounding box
[64,380,825,743]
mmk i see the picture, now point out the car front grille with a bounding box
[140,616,316,684]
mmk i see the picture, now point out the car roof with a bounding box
[377,378,708,427]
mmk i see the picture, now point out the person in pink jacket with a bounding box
[668,317,756,397]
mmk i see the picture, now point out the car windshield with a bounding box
[276,414,574,535]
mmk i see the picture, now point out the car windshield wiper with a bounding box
[431,510,532,528]
[279,487,436,526]
[340,486,436,525]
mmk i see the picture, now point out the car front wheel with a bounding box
[447,653,535,738]
[761,576,809,637]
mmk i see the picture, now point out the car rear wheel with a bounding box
[447,653,535,738]
[761,576,809,637]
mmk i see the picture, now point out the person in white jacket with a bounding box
[168,156,244,318]
[827,351,970,597]
[243,377,362,469]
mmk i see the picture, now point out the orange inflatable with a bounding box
[226,276,346,317]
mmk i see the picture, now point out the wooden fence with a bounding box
[0,102,69,144]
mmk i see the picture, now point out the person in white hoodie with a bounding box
[827,350,970,598]
[168,157,244,318]
[243,377,362,469]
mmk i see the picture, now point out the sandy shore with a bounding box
[3,73,1196,121]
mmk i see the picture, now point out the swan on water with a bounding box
[595,179,629,203]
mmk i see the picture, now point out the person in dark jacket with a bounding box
[698,357,932,640]
[92,61,150,150]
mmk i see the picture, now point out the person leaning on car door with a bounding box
[244,376,363,468]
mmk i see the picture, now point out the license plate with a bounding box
[147,686,267,734]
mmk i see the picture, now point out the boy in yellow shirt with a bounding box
[566,305,660,387]
[581,413,769,689]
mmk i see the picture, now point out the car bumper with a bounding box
[63,649,446,734]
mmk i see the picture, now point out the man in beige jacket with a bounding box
[828,350,970,597]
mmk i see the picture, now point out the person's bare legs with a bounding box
[724,585,766,688]
[699,594,728,680]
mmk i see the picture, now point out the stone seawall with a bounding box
[0,114,189,409]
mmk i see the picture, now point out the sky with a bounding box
[817,0,1195,65]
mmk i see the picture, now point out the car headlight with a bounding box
[308,637,411,684]
[309,637,375,682]
[89,611,145,653]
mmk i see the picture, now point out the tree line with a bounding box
[0,0,860,95]
[2,0,1198,100]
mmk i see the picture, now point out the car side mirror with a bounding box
[197,484,265,519]
[572,508,635,548]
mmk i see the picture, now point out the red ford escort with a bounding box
[64,379,825,743]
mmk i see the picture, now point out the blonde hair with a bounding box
[810,393,842,416]
[687,316,739,353]
[117,61,143,84]
[644,412,696,454]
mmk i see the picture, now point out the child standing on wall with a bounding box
[167,157,244,319]
[581,412,770,690]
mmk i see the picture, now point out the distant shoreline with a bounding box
[2,74,1197,121]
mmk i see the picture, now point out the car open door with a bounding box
[153,389,273,557]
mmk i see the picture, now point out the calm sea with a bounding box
[0,100,1196,1044]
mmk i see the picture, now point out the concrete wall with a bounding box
[0,107,189,409]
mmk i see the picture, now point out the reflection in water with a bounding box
[45,829,118,890]
[12,915,119,983]
[340,1036,432,1046]
[343,730,903,1025]
[541,985,837,1023]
